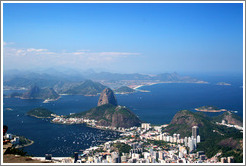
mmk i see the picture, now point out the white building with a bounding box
[141,123,151,130]
[197,135,201,143]
[188,139,194,152]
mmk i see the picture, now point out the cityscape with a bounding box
[2,1,244,165]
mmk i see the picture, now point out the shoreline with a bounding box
[131,81,209,90]
[195,108,227,113]
[51,121,125,133]
[15,140,34,149]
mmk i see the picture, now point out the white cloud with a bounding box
[27,48,48,52]
[3,41,15,46]
[3,45,141,70]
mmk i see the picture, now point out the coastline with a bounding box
[15,140,34,149]
[42,96,61,103]
[51,120,125,133]
[132,81,209,90]
[195,108,227,113]
[28,115,53,119]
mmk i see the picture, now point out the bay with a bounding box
[3,75,243,157]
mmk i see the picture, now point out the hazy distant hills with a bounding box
[63,80,107,96]
[85,71,199,82]
[22,86,60,100]
[3,69,203,91]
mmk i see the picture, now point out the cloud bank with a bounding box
[3,43,140,70]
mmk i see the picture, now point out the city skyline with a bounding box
[2,2,244,74]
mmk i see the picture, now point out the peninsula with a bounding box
[52,88,141,128]
[22,86,60,101]
[195,106,227,113]
[27,108,55,118]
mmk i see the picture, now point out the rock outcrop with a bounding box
[215,111,243,127]
[69,88,141,128]
[97,88,118,106]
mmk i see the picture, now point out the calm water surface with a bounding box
[3,76,243,156]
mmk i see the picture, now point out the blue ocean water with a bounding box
[3,75,243,157]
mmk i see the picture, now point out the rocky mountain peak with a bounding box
[97,88,118,106]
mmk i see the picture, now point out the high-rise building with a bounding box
[193,138,197,148]
[184,137,188,146]
[197,135,201,143]
[221,157,227,163]
[177,134,180,140]
[227,157,234,163]
[188,139,194,152]
[167,136,170,142]
[192,126,199,138]
[179,152,184,158]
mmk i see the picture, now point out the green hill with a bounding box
[212,111,243,127]
[163,110,243,162]
[22,86,59,100]
[27,108,54,118]
[68,104,141,128]
[64,80,107,96]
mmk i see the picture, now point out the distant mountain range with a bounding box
[22,86,60,100]
[3,69,204,90]
[63,80,107,96]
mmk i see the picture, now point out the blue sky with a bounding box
[3,3,244,74]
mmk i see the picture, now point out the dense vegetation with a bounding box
[27,107,54,118]
[112,142,132,156]
[64,80,107,96]
[164,110,243,162]
[5,147,28,156]
[115,86,135,93]
[22,86,59,100]
[212,111,243,126]
[68,104,141,128]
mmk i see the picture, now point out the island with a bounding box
[14,135,34,149]
[114,86,136,94]
[195,106,227,112]
[27,108,55,118]
[216,82,231,86]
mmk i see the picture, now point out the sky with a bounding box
[3,3,244,74]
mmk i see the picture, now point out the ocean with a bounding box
[3,75,243,157]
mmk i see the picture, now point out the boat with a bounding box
[43,100,49,103]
